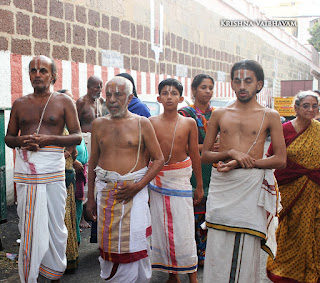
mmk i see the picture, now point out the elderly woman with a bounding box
[267,91,320,282]
[178,74,215,265]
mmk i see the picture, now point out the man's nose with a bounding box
[240,80,245,89]
[109,94,116,102]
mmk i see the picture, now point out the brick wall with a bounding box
[0,0,316,92]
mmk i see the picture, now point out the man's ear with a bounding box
[127,94,134,104]
[179,96,184,103]
[157,96,161,103]
[257,80,263,92]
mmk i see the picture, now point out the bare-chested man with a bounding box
[149,78,203,283]
[76,75,105,156]
[201,60,286,283]
[76,75,104,230]
[86,76,164,282]
[5,55,81,283]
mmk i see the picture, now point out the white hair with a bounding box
[105,76,133,97]
[294,90,319,106]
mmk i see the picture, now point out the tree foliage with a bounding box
[309,22,320,52]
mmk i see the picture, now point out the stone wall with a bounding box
[1,0,317,91]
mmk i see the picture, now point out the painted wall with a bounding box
[1,0,319,203]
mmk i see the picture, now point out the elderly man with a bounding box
[201,60,286,282]
[5,55,82,283]
[86,76,164,282]
[76,75,105,233]
[76,75,105,157]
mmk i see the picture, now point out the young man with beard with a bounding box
[5,55,82,283]
[86,76,164,282]
[201,60,286,282]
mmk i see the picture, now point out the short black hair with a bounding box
[57,89,67,93]
[231,60,264,93]
[116,73,138,97]
[191,74,214,90]
[158,78,183,96]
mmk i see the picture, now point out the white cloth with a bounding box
[99,251,151,282]
[204,167,279,281]
[95,166,151,281]
[203,229,261,283]
[149,157,198,274]
[206,168,278,246]
[14,147,68,283]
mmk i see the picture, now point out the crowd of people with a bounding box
[4,54,320,283]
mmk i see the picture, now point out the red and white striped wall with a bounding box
[1,50,273,204]
[1,51,273,108]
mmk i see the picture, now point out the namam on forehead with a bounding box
[29,55,52,72]
[234,69,251,81]
[105,76,133,97]
[161,85,175,93]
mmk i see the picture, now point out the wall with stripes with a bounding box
[2,50,273,204]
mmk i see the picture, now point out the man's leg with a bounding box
[167,273,181,283]
[188,271,199,283]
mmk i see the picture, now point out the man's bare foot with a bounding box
[166,273,181,283]
[80,218,91,228]
[188,271,198,283]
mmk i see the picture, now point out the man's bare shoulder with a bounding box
[12,94,32,105]
[179,115,197,127]
[265,107,280,117]
[76,95,86,105]
[148,115,160,123]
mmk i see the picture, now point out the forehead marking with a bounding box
[235,69,249,80]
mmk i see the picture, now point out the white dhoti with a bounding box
[149,157,198,274]
[95,166,152,283]
[14,146,68,283]
[204,168,279,283]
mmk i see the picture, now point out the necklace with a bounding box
[165,115,180,165]
[21,92,53,162]
[36,92,53,134]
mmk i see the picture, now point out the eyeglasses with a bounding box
[299,103,319,110]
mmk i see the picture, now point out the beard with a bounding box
[32,84,48,93]
[237,92,257,103]
[107,97,129,118]
[93,92,101,99]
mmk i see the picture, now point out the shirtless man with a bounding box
[76,75,104,230]
[201,60,286,283]
[86,76,164,282]
[5,55,81,283]
[149,78,203,283]
[76,75,105,155]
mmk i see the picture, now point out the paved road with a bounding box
[0,210,271,282]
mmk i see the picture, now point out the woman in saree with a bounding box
[267,91,320,282]
[178,74,215,265]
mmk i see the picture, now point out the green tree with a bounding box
[309,22,320,52]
